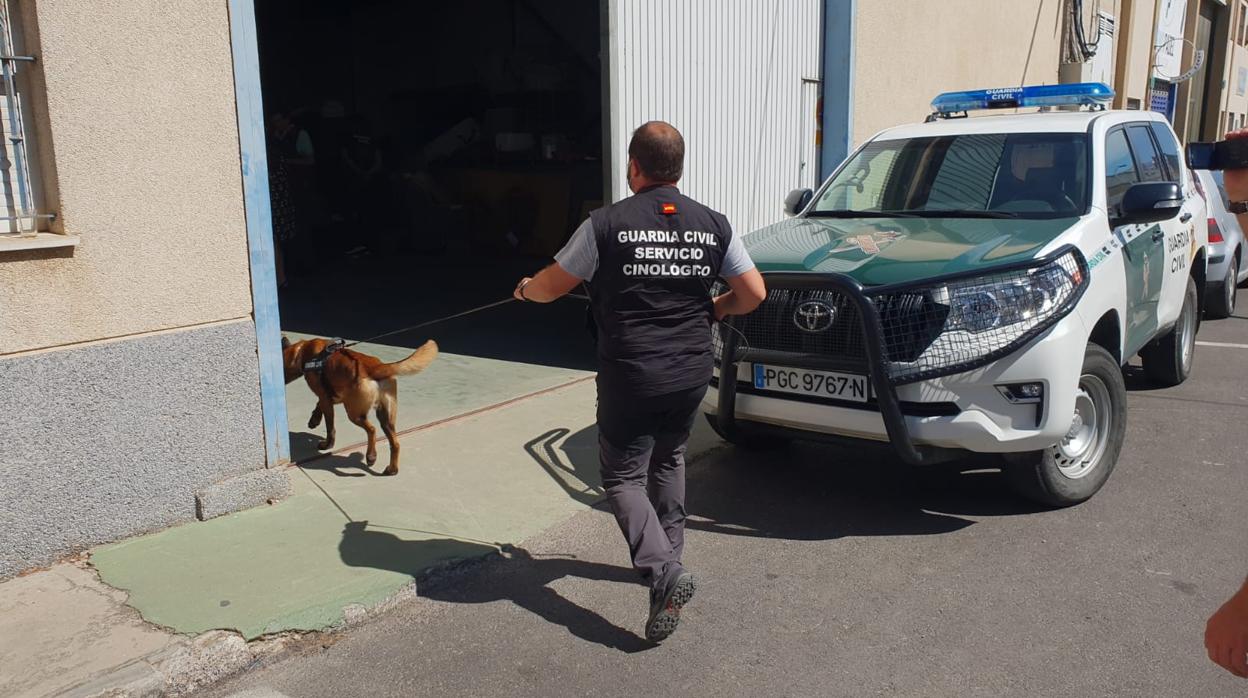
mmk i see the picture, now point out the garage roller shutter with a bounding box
[606,0,823,236]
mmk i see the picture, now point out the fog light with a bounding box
[997,382,1044,404]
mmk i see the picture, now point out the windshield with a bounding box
[810,132,1090,220]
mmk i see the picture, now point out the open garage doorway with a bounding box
[255,0,605,460]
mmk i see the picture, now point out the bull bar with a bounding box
[713,246,1089,465]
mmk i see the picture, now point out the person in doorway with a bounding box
[511,121,766,642]
[341,117,385,254]
[1205,128,1248,680]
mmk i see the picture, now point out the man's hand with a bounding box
[1224,130,1248,202]
[713,268,766,322]
[513,264,581,303]
[1206,579,1248,678]
[513,277,533,301]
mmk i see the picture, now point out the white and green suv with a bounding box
[707,84,1208,506]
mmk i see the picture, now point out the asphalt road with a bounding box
[210,304,1248,698]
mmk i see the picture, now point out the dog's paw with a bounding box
[366,450,378,467]
[316,439,334,451]
[308,412,323,429]
[382,465,398,476]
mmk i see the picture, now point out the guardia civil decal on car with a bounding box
[707,83,1209,506]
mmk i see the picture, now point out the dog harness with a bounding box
[303,338,347,402]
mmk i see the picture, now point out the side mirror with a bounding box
[783,188,813,216]
[1114,182,1184,226]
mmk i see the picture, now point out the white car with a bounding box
[1193,168,1248,318]
[707,83,1208,506]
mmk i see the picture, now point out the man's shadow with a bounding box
[524,427,604,506]
[338,521,651,652]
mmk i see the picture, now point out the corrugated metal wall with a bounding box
[607,0,823,236]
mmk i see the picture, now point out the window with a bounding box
[1241,1,1248,45]
[812,132,1090,219]
[1126,125,1165,182]
[0,0,49,237]
[1104,129,1140,211]
[1148,122,1183,182]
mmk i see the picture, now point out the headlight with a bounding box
[874,248,1087,384]
[943,257,1083,333]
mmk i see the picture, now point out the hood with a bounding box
[743,215,1078,287]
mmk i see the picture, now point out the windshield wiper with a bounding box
[903,209,1022,219]
[806,209,921,218]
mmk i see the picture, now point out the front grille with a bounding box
[712,284,947,370]
[874,291,950,363]
[719,287,867,365]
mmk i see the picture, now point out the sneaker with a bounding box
[645,572,695,643]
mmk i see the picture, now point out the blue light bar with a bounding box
[931,82,1115,114]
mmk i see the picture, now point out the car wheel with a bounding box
[1141,275,1198,387]
[1207,256,1238,319]
[704,414,784,450]
[1003,344,1126,507]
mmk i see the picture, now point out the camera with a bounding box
[1186,138,1248,171]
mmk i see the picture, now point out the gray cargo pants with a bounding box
[596,384,707,593]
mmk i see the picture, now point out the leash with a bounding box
[296,289,606,373]
[301,296,520,374]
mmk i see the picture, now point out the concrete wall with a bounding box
[0,320,265,579]
[851,0,1065,146]
[0,1,270,577]
[0,0,253,355]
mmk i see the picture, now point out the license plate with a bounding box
[752,364,870,402]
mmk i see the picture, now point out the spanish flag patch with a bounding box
[660,202,678,215]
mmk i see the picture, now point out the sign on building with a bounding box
[1153,0,1188,80]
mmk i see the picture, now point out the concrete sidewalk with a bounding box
[1,375,721,696]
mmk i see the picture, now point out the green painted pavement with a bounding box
[92,380,607,639]
[282,336,591,462]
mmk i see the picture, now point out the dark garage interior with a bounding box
[255,0,605,370]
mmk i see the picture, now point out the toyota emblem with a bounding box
[793,300,836,333]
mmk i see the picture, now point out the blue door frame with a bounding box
[820,0,855,181]
[228,0,289,465]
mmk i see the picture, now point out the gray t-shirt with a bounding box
[555,217,755,281]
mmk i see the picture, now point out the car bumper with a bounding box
[706,312,1085,454]
[1208,240,1231,282]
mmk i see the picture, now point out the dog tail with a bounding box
[370,340,439,380]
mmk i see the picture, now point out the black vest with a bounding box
[587,184,731,398]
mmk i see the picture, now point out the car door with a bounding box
[1105,126,1164,356]
[1134,122,1198,331]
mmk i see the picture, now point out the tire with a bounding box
[704,414,784,450]
[1141,275,1198,387]
[1003,344,1127,507]
[1207,255,1238,320]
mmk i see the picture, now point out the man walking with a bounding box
[513,121,766,642]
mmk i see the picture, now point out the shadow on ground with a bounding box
[334,425,1051,652]
[524,426,604,506]
[338,523,649,652]
[683,440,1050,541]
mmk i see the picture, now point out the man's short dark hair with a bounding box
[628,121,684,182]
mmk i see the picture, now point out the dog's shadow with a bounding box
[291,432,383,477]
